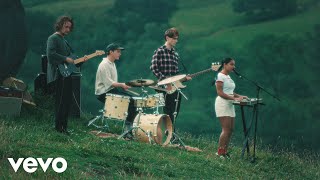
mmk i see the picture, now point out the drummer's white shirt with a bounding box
[95,58,118,95]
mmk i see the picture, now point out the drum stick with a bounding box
[126,89,140,96]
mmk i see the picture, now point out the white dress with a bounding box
[215,72,236,117]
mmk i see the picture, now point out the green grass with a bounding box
[0,105,319,179]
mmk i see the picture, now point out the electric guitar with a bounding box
[165,62,221,94]
[58,50,105,77]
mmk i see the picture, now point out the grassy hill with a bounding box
[0,106,319,179]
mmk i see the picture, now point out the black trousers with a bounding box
[55,74,73,132]
[162,91,182,129]
[97,88,137,123]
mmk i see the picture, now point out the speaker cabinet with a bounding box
[0,87,23,115]
[33,72,82,118]
[70,73,81,118]
[34,72,47,94]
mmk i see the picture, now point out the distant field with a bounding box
[25,0,114,15]
[172,0,320,50]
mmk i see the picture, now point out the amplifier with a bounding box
[0,87,23,115]
[69,73,81,118]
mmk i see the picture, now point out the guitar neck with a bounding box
[189,68,212,78]
[73,52,98,64]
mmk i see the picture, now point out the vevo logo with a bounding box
[8,157,67,173]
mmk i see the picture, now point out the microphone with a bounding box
[233,68,242,78]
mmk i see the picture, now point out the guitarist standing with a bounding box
[150,28,191,131]
[46,15,86,134]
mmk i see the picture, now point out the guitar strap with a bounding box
[175,47,189,74]
[179,59,189,74]
[64,39,74,55]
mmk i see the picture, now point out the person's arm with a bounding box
[215,74,244,101]
[111,82,130,90]
[234,92,248,99]
[216,81,236,100]
[46,36,73,66]
[150,50,165,80]
[99,65,130,90]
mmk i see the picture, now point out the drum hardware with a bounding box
[87,109,109,132]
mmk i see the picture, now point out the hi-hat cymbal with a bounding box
[157,74,186,86]
[125,79,155,87]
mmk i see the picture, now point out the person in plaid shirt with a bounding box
[150,27,191,132]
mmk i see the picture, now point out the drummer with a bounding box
[95,43,137,133]
[150,27,191,130]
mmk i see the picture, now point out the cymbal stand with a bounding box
[118,109,154,144]
[140,86,149,97]
[170,82,188,148]
[153,94,163,115]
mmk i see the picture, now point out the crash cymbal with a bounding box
[157,74,186,86]
[125,79,155,87]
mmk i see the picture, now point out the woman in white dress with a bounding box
[215,57,247,157]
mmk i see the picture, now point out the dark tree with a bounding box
[0,0,27,81]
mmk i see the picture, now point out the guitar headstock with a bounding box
[211,62,221,72]
[95,50,105,56]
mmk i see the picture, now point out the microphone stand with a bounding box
[233,69,280,162]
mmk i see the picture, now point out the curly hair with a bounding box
[54,15,73,32]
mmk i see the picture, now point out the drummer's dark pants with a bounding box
[96,88,137,126]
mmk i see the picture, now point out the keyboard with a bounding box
[233,98,263,106]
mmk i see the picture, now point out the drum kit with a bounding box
[88,75,188,147]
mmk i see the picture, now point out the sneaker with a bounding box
[61,129,71,136]
[215,152,230,159]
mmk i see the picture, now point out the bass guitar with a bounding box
[164,62,221,94]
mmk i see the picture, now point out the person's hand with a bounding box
[234,96,244,101]
[66,57,74,64]
[121,83,130,90]
[83,55,88,62]
[185,75,192,81]
[242,95,249,100]
[165,84,172,91]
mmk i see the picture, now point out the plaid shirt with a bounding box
[150,45,180,80]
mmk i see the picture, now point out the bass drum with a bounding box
[133,114,172,145]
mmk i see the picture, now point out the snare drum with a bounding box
[133,113,172,145]
[133,97,147,108]
[104,94,130,120]
[146,93,165,107]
